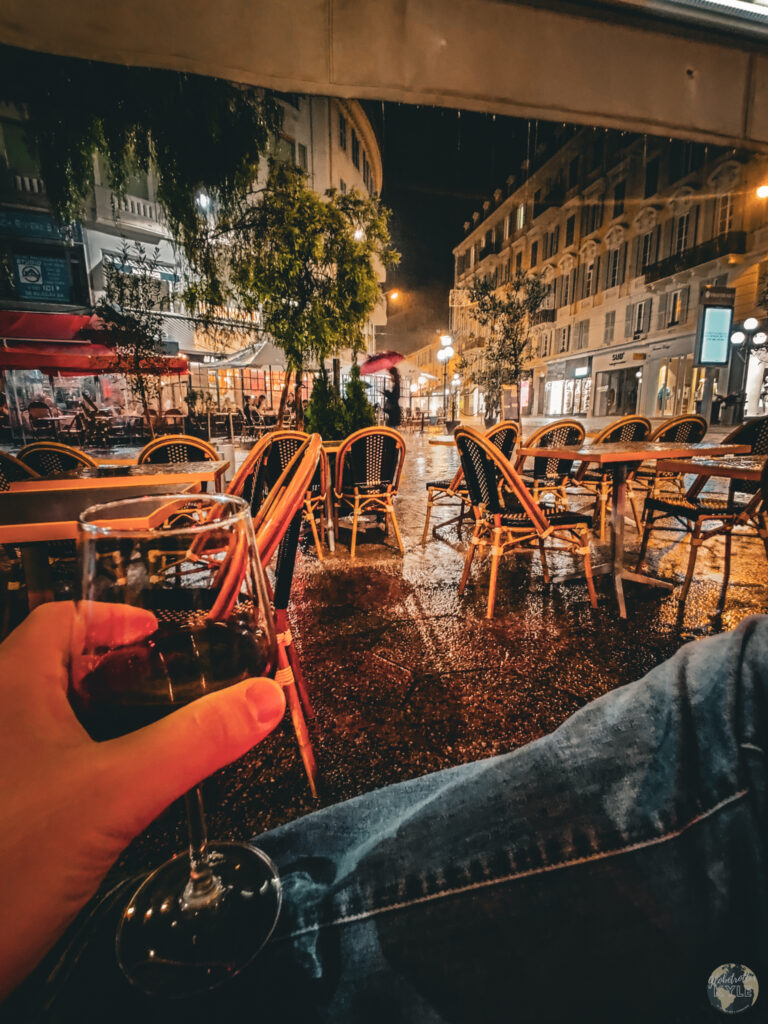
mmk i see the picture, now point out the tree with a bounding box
[90,241,171,434]
[192,161,398,425]
[467,270,546,423]
[342,363,376,433]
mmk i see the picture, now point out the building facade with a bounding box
[0,95,386,413]
[451,128,768,421]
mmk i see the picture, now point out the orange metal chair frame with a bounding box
[455,426,597,618]
[334,427,406,560]
[0,450,40,491]
[17,441,98,471]
[137,434,219,464]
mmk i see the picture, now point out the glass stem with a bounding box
[182,786,223,910]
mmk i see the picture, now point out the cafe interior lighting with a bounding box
[758,185,768,199]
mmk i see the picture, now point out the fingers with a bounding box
[75,601,158,649]
[98,678,286,837]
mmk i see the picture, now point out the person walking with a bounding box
[384,366,402,428]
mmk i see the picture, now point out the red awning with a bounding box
[0,310,101,343]
[0,342,188,375]
[0,310,188,375]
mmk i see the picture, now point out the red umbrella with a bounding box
[359,350,405,375]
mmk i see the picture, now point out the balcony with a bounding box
[91,184,167,236]
[532,307,556,325]
[644,231,747,283]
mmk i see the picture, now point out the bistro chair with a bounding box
[635,451,766,614]
[455,426,597,618]
[137,434,219,465]
[255,434,323,797]
[334,427,406,560]
[514,418,585,510]
[421,420,520,544]
[573,415,652,539]
[17,441,97,476]
[229,430,329,560]
[626,414,707,522]
[0,451,40,491]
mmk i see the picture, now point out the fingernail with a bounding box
[246,679,285,724]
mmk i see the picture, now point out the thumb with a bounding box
[98,678,286,837]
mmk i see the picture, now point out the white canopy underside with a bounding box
[3,1,768,149]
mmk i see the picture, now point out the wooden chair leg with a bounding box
[275,642,318,798]
[305,507,324,561]
[389,504,405,555]
[486,527,502,619]
[627,483,643,533]
[459,534,479,594]
[421,489,434,545]
[716,528,734,614]
[680,521,703,605]
[636,508,654,570]
[537,537,551,582]
[581,530,598,608]
[350,497,360,561]
[599,486,608,542]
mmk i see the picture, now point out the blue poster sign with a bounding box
[0,208,82,242]
[14,254,71,303]
[696,306,733,366]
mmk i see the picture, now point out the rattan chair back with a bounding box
[648,414,707,444]
[455,427,548,532]
[592,415,652,445]
[517,418,585,480]
[484,419,520,458]
[720,415,768,496]
[17,442,97,476]
[137,434,219,465]
[0,450,40,491]
[335,426,405,495]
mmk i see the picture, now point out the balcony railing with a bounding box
[92,184,166,234]
[532,307,556,325]
[644,231,747,283]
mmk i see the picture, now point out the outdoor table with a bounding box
[0,461,228,608]
[428,435,457,446]
[517,440,750,618]
[657,454,767,484]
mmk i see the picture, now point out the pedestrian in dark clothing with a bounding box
[384,367,402,428]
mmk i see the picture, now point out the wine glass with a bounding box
[69,493,279,998]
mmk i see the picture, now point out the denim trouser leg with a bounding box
[251,616,768,1023]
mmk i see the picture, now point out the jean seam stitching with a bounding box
[279,787,748,942]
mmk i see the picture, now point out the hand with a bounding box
[0,602,285,1001]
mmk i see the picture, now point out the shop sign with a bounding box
[0,208,82,242]
[13,254,70,303]
[592,348,646,372]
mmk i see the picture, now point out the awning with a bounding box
[0,341,188,375]
[0,310,99,343]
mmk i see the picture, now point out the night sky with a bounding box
[361,101,555,351]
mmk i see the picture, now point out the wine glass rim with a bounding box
[78,492,251,538]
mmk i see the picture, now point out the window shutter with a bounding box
[657,292,668,329]
[575,264,584,301]
[570,269,577,305]
[625,303,634,337]
[630,237,641,279]
[690,205,700,247]
[643,297,653,333]
[554,275,562,307]
[592,256,601,296]
[583,320,590,347]
[704,197,716,239]
[653,225,661,264]
[680,286,689,323]
[619,242,628,284]
[601,252,610,291]
[663,219,674,259]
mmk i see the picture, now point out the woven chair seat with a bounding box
[494,497,592,529]
[520,472,570,485]
[426,478,455,490]
[339,481,392,496]
[578,468,609,483]
[646,495,748,520]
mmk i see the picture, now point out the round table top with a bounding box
[428,435,457,446]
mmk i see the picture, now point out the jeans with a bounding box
[21,616,768,1022]
[251,615,768,1022]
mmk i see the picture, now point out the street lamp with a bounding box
[437,342,454,420]
[729,317,767,421]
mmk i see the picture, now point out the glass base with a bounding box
[116,841,281,998]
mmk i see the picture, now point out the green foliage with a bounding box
[467,270,546,420]
[342,363,376,433]
[189,161,399,370]
[304,367,348,440]
[0,45,281,262]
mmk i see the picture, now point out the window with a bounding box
[351,131,360,169]
[606,246,623,288]
[560,271,575,307]
[644,156,660,198]
[640,230,655,270]
[674,212,690,255]
[557,325,571,352]
[297,143,308,172]
[583,260,594,298]
[530,240,539,267]
[666,288,689,326]
[338,113,347,151]
[340,179,347,193]
[634,298,651,335]
[516,203,525,231]
[574,320,590,351]
[273,135,295,166]
[515,251,522,273]
[613,180,625,218]
[716,194,734,236]
[604,310,616,342]
[541,332,551,357]
[565,215,575,247]
[568,155,579,190]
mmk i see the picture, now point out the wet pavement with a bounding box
[109,425,767,878]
